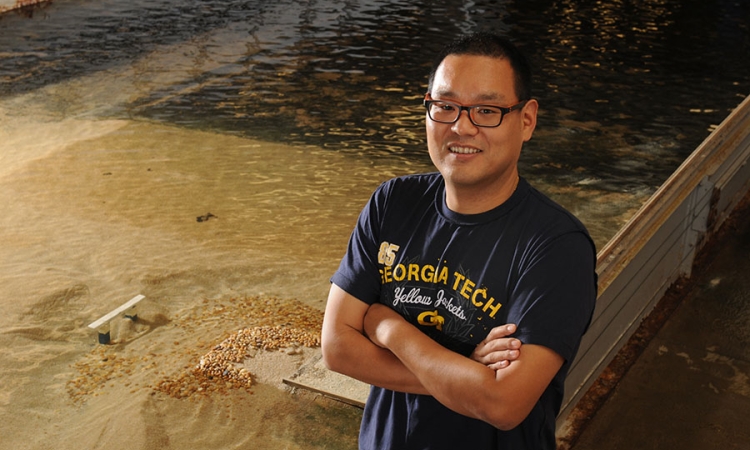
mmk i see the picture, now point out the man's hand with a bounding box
[471,324,522,370]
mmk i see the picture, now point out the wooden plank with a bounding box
[558,95,750,431]
[282,353,369,408]
[585,198,692,335]
[713,131,750,223]
[283,378,366,408]
[88,295,145,330]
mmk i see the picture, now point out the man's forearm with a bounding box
[372,311,499,420]
[322,323,430,394]
[320,284,430,394]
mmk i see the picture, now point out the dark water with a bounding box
[2,0,749,193]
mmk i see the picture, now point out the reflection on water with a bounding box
[2,0,748,200]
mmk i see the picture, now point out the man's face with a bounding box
[426,54,537,198]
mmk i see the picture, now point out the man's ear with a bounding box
[521,99,538,142]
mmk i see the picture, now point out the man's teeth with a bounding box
[450,146,480,154]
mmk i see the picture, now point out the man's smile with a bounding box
[448,145,482,154]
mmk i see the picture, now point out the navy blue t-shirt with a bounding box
[332,173,597,450]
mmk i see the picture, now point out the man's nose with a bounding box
[451,109,479,135]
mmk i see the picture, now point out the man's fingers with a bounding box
[473,348,521,366]
[477,338,522,355]
[470,323,522,366]
[487,360,510,370]
[489,349,519,361]
[485,323,517,340]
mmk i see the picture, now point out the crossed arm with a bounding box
[321,284,563,431]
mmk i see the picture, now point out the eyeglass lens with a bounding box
[427,101,506,127]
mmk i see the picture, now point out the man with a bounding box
[321,32,597,450]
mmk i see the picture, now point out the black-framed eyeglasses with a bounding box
[423,98,528,128]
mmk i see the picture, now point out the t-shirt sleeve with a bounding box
[507,230,597,363]
[330,184,388,305]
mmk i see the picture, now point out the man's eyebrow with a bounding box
[475,92,509,103]
[432,90,509,103]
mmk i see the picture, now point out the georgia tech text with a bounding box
[378,241,502,318]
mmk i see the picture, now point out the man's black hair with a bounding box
[427,32,532,102]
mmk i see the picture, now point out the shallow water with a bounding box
[0,0,749,449]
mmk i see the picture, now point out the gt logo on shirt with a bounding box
[418,310,444,331]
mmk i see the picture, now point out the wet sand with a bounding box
[0,119,369,449]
